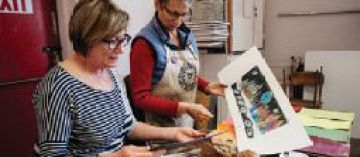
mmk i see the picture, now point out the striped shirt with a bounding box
[33,65,135,156]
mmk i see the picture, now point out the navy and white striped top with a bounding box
[33,65,135,156]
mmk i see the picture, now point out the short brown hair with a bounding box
[69,0,129,55]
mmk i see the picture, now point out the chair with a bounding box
[284,67,324,109]
[123,75,145,122]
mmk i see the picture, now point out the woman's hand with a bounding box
[100,145,165,157]
[205,82,227,97]
[178,102,213,121]
[169,127,205,142]
[227,150,258,157]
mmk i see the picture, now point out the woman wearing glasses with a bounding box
[130,0,226,128]
[33,0,205,156]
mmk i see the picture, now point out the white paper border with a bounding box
[218,47,312,154]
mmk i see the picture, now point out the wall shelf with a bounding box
[278,9,360,17]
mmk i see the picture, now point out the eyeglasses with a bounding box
[161,5,191,20]
[102,34,131,50]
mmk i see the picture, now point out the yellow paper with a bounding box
[297,114,353,130]
[299,108,355,121]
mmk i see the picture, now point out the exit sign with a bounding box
[0,0,33,14]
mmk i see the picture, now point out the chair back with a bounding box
[287,67,324,108]
[123,75,145,122]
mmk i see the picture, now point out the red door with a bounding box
[0,0,60,156]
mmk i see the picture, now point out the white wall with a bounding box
[232,0,264,51]
[305,51,360,138]
[264,0,360,138]
[114,0,155,78]
[56,0,77,59]
[264,0,360,71]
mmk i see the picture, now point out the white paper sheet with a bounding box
[217,47,312,155]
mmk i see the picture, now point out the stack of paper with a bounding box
[186,21,229,48]
[297,108,355,156]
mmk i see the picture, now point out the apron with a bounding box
[145,44,200,128]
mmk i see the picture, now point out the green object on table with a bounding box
[304,126,350,142]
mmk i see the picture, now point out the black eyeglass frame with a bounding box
[161,4,192,20]
[102,34,132,50]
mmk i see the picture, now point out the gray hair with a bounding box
[158,0,193,5]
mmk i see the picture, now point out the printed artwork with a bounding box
[233,66,287,135]
[231,84,254,138]
[217,47,312,154]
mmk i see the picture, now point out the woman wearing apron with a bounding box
[129,0,226,128]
